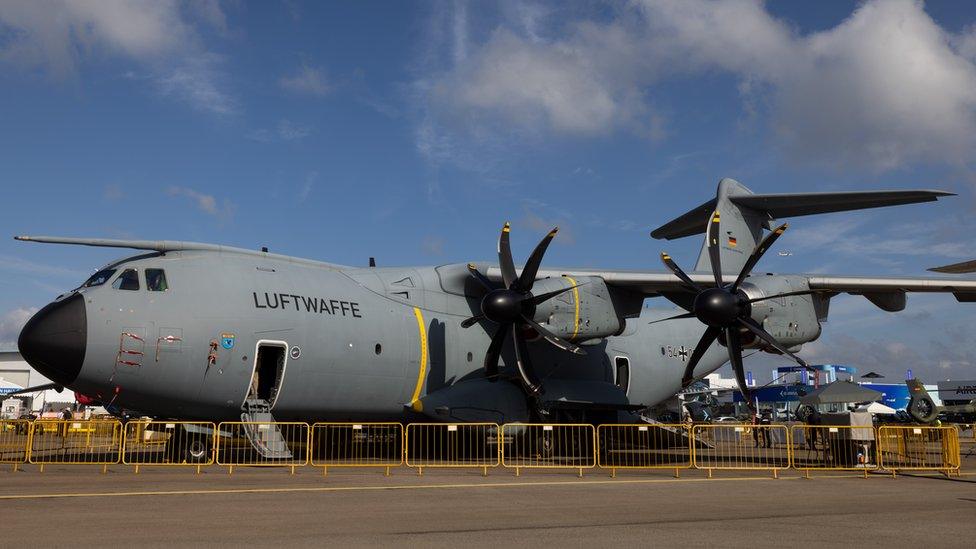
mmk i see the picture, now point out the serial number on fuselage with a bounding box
[252,291,362,317]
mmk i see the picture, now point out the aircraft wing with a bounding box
[486,267,976,302]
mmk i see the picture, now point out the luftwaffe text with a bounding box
[252,292,362,317]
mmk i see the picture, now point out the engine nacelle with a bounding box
[739,275,822,350]
[531,276,623,341]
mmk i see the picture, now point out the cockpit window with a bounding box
[146,269,168,291]
[112,269,140,291]
[82,269,116,288]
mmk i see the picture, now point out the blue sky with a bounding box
[2,0,976,382]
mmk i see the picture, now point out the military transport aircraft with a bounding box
[15,179,976,434]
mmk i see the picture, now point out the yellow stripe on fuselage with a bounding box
[562,275,580,341]
[410,307,428,412]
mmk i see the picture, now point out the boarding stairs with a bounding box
[241,398,293,459]
[638,414,715,450]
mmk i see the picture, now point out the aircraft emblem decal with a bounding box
[220,333,236,350]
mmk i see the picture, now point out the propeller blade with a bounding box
[706,210,724,287]
[520,315,585,355]
[660,252,702,292]
[737,317,811,370]
[661,291,695,313]
[484,324,508,379]
[527,283,582,307]
[682,326,721,386]
[517,227,558,292]
[726,327,754,411]
[460,314,485,329]
[731,222,788,292]
[498,222,518,289]
[648,311,696,325]
[512,323,542,394]
[747,289,828,304]
[466,263,494,292]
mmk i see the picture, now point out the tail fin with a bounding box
[651,178,953,276]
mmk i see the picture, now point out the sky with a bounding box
[2,0,976,383]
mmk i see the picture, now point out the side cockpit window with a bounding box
[146,269,168,291]
[112,269,140,291]
[82,269,116,288]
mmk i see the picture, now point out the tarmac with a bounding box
[2,453,976,548]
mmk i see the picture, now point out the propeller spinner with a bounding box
[462,223,585,395]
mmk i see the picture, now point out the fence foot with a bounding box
[516,467,520,477]
[674,468,680,479]
[611,468,616,479]
[804,469,810,480]
[862,469,868,479]
[481,466,487,477]
[196,465,201,475]
[891,469,896,479]
[386,466,391,477]
[12,463,19,473]
[707,468,712,479]
[773,469,778,479]
[228,466,233,475]
[578,467,583,478]
[134,465,140,474]
[323,466,328,477]
[39,464,44,473]
[102,464,107,474]
[290,465,295,476]
[418,467,423,476]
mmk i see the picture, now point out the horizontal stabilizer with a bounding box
[652,189,953,240]
[929,259,976,274]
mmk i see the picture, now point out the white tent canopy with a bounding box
[855,401,897,414]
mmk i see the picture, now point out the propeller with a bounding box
[655,212,814,410]
[462,223,585,395]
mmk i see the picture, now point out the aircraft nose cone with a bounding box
[18,293,87,386]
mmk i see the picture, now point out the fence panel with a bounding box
[29,419,123,469]
[123,421,216,471]
[501,423,595,476]
[216,422,309,471]
[405,423,498,475]
[597,424,692,477]
[1,420,32,467]
[692,424,790,477]
[310,423,403,475]
[790,425,878,477]
[877,425,960,475]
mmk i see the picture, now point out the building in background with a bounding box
[0,351,75,414]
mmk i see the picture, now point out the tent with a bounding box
[799,380,883,405]
[855,401,897,414]
[860,371,885,379]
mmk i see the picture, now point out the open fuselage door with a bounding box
[241,340,292,459]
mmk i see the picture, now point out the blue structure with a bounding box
[729,364,914,411]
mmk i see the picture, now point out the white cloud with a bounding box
[153,53,237,115]
[420,0,976,171]
[0,0,236,115]
[166,186,234,220]
[299,171,317,201]
[279,65,331,96]
[0,307,38,350]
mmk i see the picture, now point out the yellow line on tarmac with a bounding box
[2,470,970,501]
[0,473,902,501]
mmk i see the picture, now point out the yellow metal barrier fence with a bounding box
[597,424,692,477]
[1,420,32,470]
[500,423,595,477]
[310,422,403,476]
[790,425,878,478]
[692,424,790,478]
[405,423,499,475]
[877,425,960,476]
[29,419,123,471]
[123,421,216,472]
[216,422,309,473]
